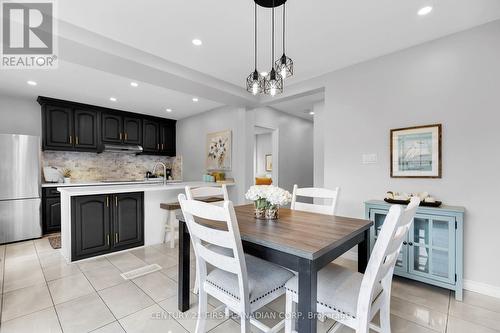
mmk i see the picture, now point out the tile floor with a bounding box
[1,238,499,333]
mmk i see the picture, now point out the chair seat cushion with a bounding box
[206,254,294,304]
[285,263,382,318]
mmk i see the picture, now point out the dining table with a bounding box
[177,204,373,333]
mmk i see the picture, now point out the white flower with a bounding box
[245,185,291,207]
[208,136,227,160]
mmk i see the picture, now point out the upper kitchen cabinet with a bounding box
[38,96,175,155]
[142,119,160,154]
[101,113,142,145]
[160,120,176,156]
[123,117,142,145]
[43,104,74,149]
[74,109,98,150]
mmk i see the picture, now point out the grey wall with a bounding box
[255,133,272,177]
[313,101,325,188]
[321,21,500,289]
[245,107,314,195]
[0,95,40,136]
[176,106,247,203]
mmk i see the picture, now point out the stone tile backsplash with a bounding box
[42,151,182,181]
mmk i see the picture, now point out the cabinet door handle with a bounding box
[403,241,408,245]
[106,196,109,207]
[157,143,160,150]
[115,196,118,206]
[119,132,123,140]
[75,136,79,145]
[124,132,128,141]
[115,233,119,243]
[107,234,110,246]
[69,136,72,144]
[161,143,164,151]
[409,242,414,246]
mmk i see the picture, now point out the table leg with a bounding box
[297,258,317,333]
[358,229,370,273]
[178,221,191,312]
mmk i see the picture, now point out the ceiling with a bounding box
[1,0,500,119]
[270,92,324,120]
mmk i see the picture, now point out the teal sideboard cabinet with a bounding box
[365,200,465,300]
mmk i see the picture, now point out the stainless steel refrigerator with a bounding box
[0,134,42,244]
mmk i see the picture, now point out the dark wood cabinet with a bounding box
[72,195,112,260]
[101,113,123,144]
[123,117,142,144]
[160,121,176,156]
[38,96,175,155]
[74,109,98,150]
[113,193,143,249]
[42,188,61,234]
[43,105,73,149]
[142,119,160,153]
[71,192,144,261]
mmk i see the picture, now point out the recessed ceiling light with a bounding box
[418,6,433,16]
[109,97,117,102]
[309,111,315,115]
[27,80,37,86]
[192,39,202,46]
[130,82,138,87]
[192,97,199,102]
[260,71,268,77]
[166,108,172,112]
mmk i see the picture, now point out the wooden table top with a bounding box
[178,204,373,260]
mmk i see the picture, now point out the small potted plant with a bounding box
[245,185,269,219]
[62,168,72,183]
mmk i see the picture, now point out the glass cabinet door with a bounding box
[409,214,455,284]
[370,209,407,274]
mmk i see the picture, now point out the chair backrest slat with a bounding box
[291,185,340,216]
[187,184,229,201]
[195,244,240,274]
[188,220,235,249]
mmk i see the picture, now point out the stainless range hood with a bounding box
[99,144,143,154]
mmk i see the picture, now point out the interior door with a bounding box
[409,214,456,284]
[44,105,74,149]
[370,209,407,274]
[74,109,98,150]
[112,192,143,249]
[72,195,111,260]
[123,117,142,145]
[101,113,123,144]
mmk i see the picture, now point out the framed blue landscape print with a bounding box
[391,124,442,178]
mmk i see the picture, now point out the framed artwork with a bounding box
[265,154,272,172]
[391,124,442,178]
[206,130,232,170]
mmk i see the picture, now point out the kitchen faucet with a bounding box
[152,161,167,185]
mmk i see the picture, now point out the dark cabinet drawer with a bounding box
[43,187,60,198]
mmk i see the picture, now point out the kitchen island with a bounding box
[58,181,233,262]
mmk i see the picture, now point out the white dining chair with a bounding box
[178,194,294,333]
[284,197,420,333]
[186,185,229,294]
[291,185,340,216]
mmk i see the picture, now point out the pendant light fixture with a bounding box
[246,3,264,95]
[275,2,293,79]
[246,0,291,96]
[264,6,283,96]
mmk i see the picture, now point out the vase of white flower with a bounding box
[245,185,291,221]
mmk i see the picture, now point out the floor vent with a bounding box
[120,264,162,280]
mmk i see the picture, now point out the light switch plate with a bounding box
[362,153,377,164]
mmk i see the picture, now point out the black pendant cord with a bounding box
[282,3,285,55]
[254,3,257,71]
[271,6,275,72]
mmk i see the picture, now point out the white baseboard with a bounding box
[464,279,500,299]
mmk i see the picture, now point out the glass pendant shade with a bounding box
[264,69,283,96]
[246,70,264,95]
[275,53,293,79]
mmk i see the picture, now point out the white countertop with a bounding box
[42,179,173,187]
[57,181,234,196]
